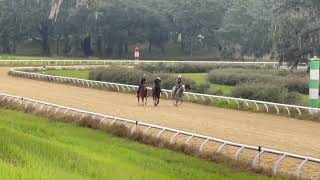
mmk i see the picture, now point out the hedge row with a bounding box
[232,82,302,105]
[89,66,208,93]
[136,63,273,73]
[208,68,309,94]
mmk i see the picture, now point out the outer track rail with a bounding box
[0,59,279,65]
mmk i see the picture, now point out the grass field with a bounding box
[0,55,94,60]
[44,70,91,79]
[181,73,235,96]
[0,109,280,180]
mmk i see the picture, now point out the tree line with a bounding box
[0,0,320,62]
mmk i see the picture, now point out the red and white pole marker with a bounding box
[134,47,140,64]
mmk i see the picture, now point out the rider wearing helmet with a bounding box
[137,74,147,95]
[154,77,161,90]
[174,75,183,96]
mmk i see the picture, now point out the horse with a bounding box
[172,85,185,106]
[152,86,161,106]
[137,84,148,106]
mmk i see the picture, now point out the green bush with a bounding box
[208,68,309,94]
[89,66,144,85]
[232,82,302,105]
[136,63,214,73]
[192,83,211,94]
[136,63,271,73]
[208,68,274,86]
[282,76,309,94]
[89,66,206,93]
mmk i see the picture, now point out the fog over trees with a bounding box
[0,0,320,62]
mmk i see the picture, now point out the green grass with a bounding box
[44,70,235,96]
[0,109,279,180]
[0,55,95,60]
[44,70,91,79]
[181,73,235,96]
[301,94,320,107]
[182,73,209,84]
[208,84,235,96]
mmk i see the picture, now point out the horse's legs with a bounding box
[137,95,140,105]
[179,98,183,105]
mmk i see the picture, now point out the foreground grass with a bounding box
[0,109,278,180]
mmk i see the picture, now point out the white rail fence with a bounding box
[0,92,319,179]
[0,59,280,66]
[9,66,320,117]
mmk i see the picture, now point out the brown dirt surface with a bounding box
[1,67,320,159]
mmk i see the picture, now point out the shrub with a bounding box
[282,76,309,94]
[208,69,274,86]
[211,89,224,96]
[89,66,205,93]
[89,66,144,85]
[192,83,211,94]
[208,68,309,94]
[232,82,302,105]
[136,63,270,74]
[136,63,214,73]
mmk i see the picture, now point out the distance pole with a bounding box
[309,56,320,109]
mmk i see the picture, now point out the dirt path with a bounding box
[1,67,320,158]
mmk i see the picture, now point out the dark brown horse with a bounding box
[152,86,161,106]
[152,79,162,106]
[137,84,148,106]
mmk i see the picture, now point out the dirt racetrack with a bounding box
[1,67,320,159]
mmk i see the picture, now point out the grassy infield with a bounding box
[44,70,235,95]
[0,109,278,180]
[0,56,279,179]
[0,56,300,179]
[44,70,308,105]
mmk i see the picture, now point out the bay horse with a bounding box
[137,84,148,106]
[152,80,162,106]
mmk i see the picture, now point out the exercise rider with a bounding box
[137,74,147,95]
[174,75,183,96]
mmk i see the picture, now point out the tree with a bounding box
[218,0,272,60]
[272,0,320,69]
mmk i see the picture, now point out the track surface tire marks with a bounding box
[1,67,319,158]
